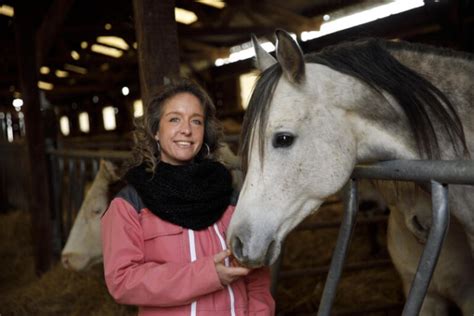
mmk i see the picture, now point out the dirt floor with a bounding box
[0,203,405,316]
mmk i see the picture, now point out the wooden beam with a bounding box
[13,0,53,275]
[178,25,274,37]
[133,0,180,105]
[36,0,75,66]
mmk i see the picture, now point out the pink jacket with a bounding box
[101,185,275,316]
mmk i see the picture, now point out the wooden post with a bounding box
[133,0,180,106]
[13,1,52,274]
[36,0,75,66]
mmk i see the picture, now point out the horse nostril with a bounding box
[62,256,70,268]
[232,236,244,260]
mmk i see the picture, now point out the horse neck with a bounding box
[346,83,420,162]
[349,46,473,162]
[390,47,474,158]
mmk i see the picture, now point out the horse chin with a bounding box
[62,254,102,271]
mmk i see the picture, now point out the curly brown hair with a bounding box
[128,78,223,173]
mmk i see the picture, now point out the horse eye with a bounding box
[272,133,295,148]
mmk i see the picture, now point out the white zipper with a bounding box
[213,224,236,316]
[188,229,197,316]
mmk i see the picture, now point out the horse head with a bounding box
[227,30,360,268]
[61,159,122,271]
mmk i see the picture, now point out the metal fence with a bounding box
[316,160,474,316]
[47,148,130,256]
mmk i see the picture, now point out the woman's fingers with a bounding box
[223,266,251,277]
[214,250,231,263]
[214,251,252,285]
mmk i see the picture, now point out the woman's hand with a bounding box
[214,250,251,286]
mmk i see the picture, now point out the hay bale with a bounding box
[0,210,135,316]
[1,264,135,316]
[0,210,36,294]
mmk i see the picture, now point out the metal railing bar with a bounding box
[66,159,75,235]
[402,181,449,316]
[317,179,359,316]
[353,160,474,184]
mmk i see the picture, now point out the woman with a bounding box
[101,78,275,316]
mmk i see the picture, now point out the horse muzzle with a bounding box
[228,227,280,268]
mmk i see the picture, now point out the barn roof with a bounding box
[0,0,472,107]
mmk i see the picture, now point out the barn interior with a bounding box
[0,0,473,315]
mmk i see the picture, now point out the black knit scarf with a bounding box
[125,159,233,230]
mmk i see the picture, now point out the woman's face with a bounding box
[155,92,205,165]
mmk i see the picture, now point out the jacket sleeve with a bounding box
[245,267,276,316]
[101,198,224,307]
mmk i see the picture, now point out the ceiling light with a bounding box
[133,100,143,118]
[38,81,54,90]
[102,106,117,131]
[71,50,80,60]
[81,41,88,49]
[215,40,276,66]
[0,5,14,17]
[175,7,198,25]
[12,98,23,108]
[196,0,226,9]
[79,112,90,133]
[91,44,123,58]
[105,23,112,30]
[97,36,129,50]
[40,66,50,75]
[55,69,69,78]
[323,14,330,21]
[64,64,88,75]
[60,116,70,136]
[301,0,425,42]
[239,71,259,110]
[121,86,130,96]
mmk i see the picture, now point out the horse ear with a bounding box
[275,29,305,83]
[251,34,277,72]
[100,159,120,182]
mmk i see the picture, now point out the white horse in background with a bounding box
[61,143,242,271]
[226,30,474,315]
[61,160,122,271]
[365,181,474,314]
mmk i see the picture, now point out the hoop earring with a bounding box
[203,143,210,158]
[156,141,161,153]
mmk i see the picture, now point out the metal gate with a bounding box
[316,160,474,316]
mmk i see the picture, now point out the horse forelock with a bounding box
[240,64,283,174]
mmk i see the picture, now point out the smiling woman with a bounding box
[100,78,275,316]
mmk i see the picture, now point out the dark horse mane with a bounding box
[240,38,469,173]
